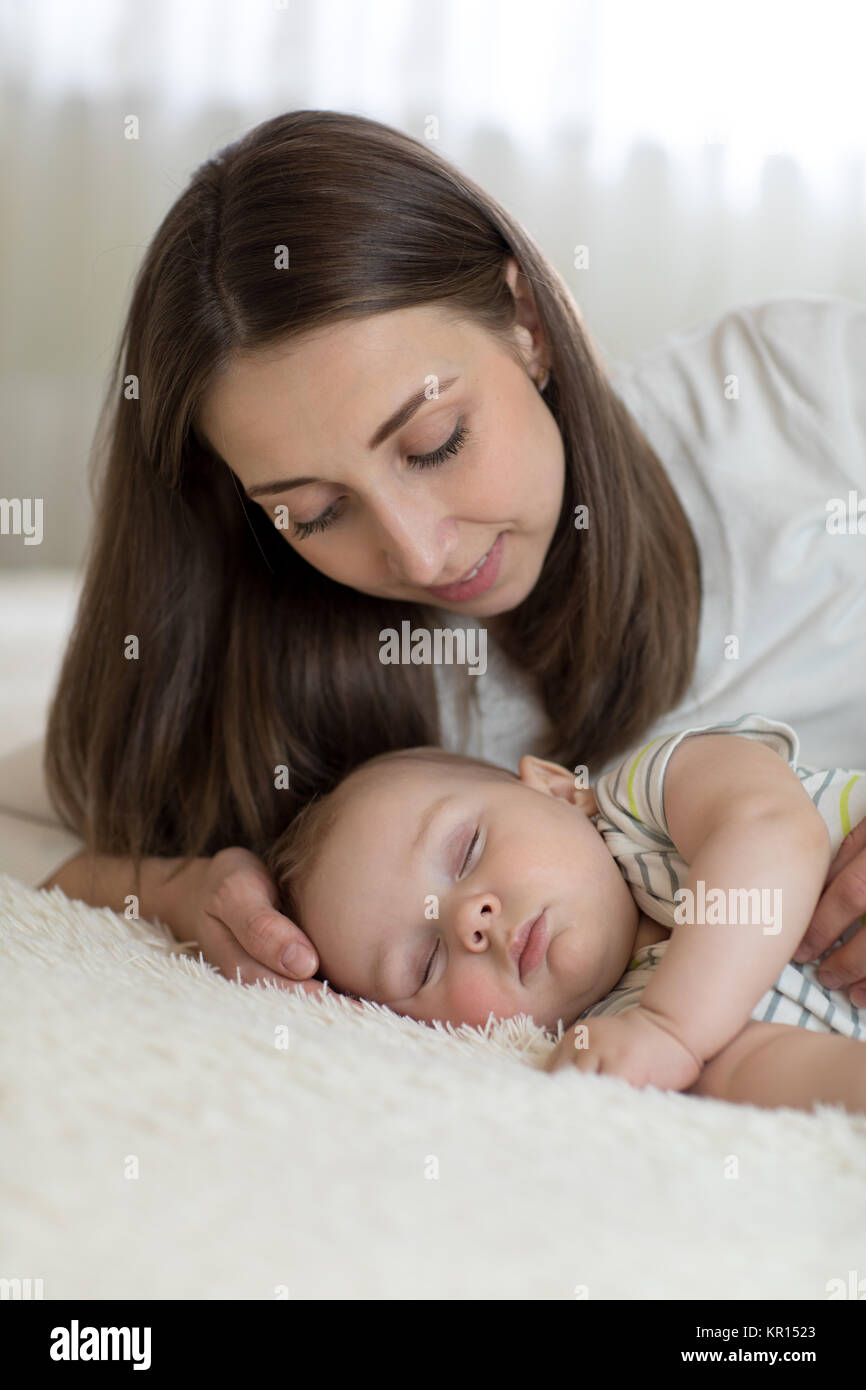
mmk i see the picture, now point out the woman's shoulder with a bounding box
[610,292,864,422]
[612,291,864,378]
[608,291,866,500]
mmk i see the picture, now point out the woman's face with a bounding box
[197,264,565,618]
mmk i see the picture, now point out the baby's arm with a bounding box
[635,733,832,1066]
[687,1018,866,1116]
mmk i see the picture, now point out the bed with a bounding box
[2,568,865,1299]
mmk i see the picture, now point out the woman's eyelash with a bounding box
[407,420,469,470]
[290,420,470,540]
[420,825,481,989]
[291,503,341,539]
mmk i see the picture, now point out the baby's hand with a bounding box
[542,1006,703,1092]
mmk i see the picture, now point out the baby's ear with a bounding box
[517,754,571,796]
[573,785,599,817]
[518,754,596,812]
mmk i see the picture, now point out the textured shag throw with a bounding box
[2,872,865,1300]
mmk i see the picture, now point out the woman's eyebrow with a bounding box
[367,375,459,451]
[246,375,460,500]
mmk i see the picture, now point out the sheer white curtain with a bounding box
[2,0,865,566]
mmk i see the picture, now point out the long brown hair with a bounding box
[45,110,700,869]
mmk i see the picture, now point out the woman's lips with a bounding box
[426,531,504,602]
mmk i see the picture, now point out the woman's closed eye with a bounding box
[419,824,482,989]
[289,419,471,540]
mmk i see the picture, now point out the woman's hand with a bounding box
[793,818,866,1006]
[542,1005,703,1092]
[160,846,326,994]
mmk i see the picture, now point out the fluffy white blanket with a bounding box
[2,871,865,1300]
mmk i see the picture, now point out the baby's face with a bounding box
[298,755,640,1031]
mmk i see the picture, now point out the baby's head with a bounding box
[263,747,639,1032]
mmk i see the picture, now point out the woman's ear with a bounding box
[517,754,598,815]
[503,255,551,384]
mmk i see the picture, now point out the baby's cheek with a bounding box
[449,973,524,1028]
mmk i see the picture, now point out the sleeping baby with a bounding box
[262,713,866,1115]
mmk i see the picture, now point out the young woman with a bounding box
[4,110,865,1001]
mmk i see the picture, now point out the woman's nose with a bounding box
[372,499,458,587]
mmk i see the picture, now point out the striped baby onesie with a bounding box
[578,713,866,1038]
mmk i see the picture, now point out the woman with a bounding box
[4,110,865,1000]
